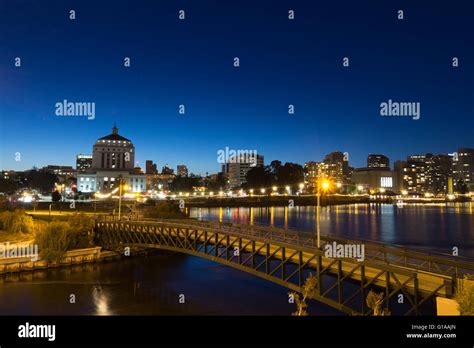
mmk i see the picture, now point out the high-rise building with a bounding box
[403,155,429,194]
[228,154,264,188]
[453,148,474,192]
[304,161,326,189]
[324,151,349,184]
[76,154,93,172]
[91,124,134,170]
[367,154,389,169]
[145,160,158,175]
[177,165,188,177]
[394,160,407,193]
[161,164,174,175]
[77,124,146,193]
[401,153,453,195]
[428,154,452,194]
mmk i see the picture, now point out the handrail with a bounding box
[95,217,474,277]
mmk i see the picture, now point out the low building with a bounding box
[352,167,394,192]
[76,154,93,172]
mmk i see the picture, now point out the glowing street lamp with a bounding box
[357,185,364,191]
[336,182,342,189]
[260,188,266,194]
[316,178,330,249]
[272,186,277,192]
[118,179,129,220]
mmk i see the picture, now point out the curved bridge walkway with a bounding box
[94,217,474,315]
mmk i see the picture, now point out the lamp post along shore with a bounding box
[118,180,122,221]
[316,178,330,249]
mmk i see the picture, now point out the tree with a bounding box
[51,190,62,202]
[0,210,35,234]
[0,177,18,194]
[169,175,201,192]
[366,290,391,316]
[289,273,318,316]
[206,172,227,192]
[455,180,469,194]
[243,166,273,189]
[276,162,304,186]
[455,275,474,315]
[34,214,96,261]
[245,161,304,190]
[25,170,58,193]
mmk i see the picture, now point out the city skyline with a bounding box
[1,0,473,173]
[1,120,472,176]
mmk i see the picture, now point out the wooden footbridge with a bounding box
[94,217,474,315]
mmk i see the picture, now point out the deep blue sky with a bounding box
[0,0,473,175]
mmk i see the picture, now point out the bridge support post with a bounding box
[414,274,419,315]
[317,255,322,295]
[361,265,366,314]
[281,247,286,280]
[385,271,391,313]
[298,251,303,287]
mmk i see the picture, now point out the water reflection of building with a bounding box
[77,124,146,193]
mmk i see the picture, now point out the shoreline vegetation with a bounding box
[0,202,187,275]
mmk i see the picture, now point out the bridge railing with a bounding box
[95,216,474,278]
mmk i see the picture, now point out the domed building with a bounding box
[77,124,146,193]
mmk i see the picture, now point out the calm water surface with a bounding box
[0,203,472,315]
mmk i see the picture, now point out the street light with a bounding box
[316,179,330,249]
[260,188,266,194]
[118,180,128,221]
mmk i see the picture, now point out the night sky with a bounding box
[0,0,473,174]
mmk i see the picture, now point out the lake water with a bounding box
[0,203,472,315]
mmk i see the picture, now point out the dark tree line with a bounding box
[0,170,58,194]
[242,161,304,189]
